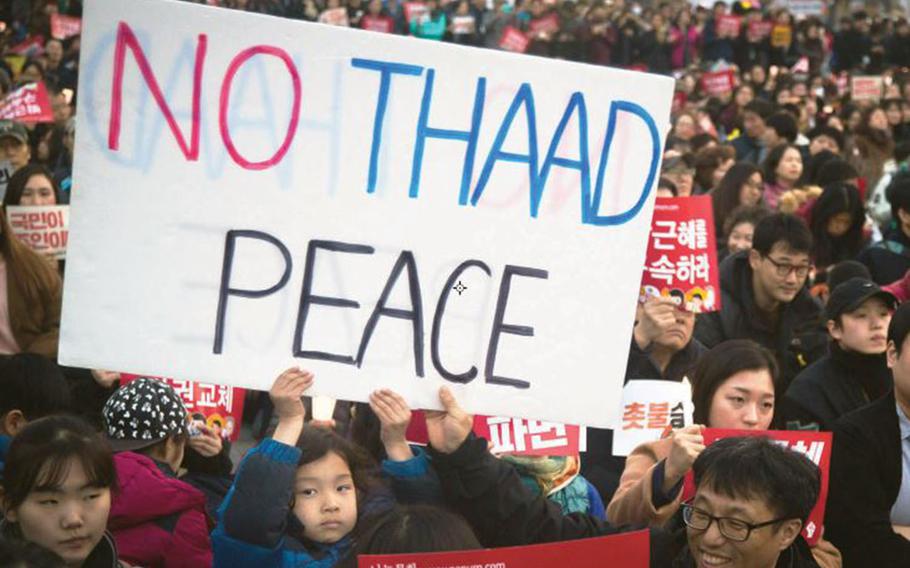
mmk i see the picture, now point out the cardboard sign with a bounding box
[361,15,394,33]
[60,0,673,428]
[0,160,12,202]
[319,7,350,26]
[121,374,246,441]
[7,205,70,260]
[51,14,83,40]
[499,26,530,53]
[403,2,427,23]
[641,196,721,313]
[406,410,582,456]
[613,379,693,457]
[528,13,560,37]
[681,429,832,547]
[851,75,884,102]
[700,69,735,97]
[715,15,741,37]
[0,82,54,123]
[770,24,792,47]
[747,20,772,39]
[359,530,650,568]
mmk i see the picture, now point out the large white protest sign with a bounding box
[60,0,673,428]
[613,379,694,456]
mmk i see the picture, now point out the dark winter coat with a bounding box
[826,391,910,566]
[781,343,891,431]
[694,251,827,388]
[0,523,126,568]
[858,228,910,286]
[428,434,820,567]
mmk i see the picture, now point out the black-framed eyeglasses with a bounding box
[682,503,791,542]
[762,255,812,279]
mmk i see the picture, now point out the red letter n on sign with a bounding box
[108,21,207,160]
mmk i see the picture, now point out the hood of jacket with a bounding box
[108,451,206,531]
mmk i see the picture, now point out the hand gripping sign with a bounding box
[681,429,833,547]
[60,0,673,429]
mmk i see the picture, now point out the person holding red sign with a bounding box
[826,301,910,566]
[782,278,896,432]
[423,386,827,568]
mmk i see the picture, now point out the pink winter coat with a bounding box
[109,452,213,568]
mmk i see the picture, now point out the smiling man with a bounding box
[683,436,821,568]
[695,213,826,388]
[781,278,896,431]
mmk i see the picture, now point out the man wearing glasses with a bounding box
[424,388,823,567]
[695,213,826,387]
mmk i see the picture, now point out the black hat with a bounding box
[102,377,189,452]
[0,120,28,145]
[826,277,898,321]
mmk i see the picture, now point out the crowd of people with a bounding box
[2,0,910,566]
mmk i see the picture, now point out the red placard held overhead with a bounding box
[641,196,721,313]
[499,26,530,53]
[50,14,82,39]
[0,82,54,123]
[528,13,560,37]
[120,374,245,441]
[747,20,773,39]
[681,429,832,547]
[716,15,742,37]
[700,69,735,97]
[359,530,650,568]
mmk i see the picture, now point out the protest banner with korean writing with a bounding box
[528,13,560,37]
[359,530,649,568]
[7,205,69,260]
[499,26,530,53]
[699,69,735,98]
[0,160,13,202]
[0,82,54,123]
[851,75,884,102]
[451,15,476,35]
[319,7,350,26]
[784,0,826,17]
[641,196,720,313]
[9,36,44,57]
[51,14,83,40]
[406,410,582,456]
[121,374,245,441]
[361,15,394,33]
[747,20,772,40]
[60,0,673,428]
[613,379,693,456]
[681,429,832,546]
[715,15,742,37]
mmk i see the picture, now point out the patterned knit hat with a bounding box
[102,377,189,452]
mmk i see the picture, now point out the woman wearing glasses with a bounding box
[606,340,841,567]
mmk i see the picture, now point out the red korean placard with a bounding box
[499,26,530,53]
[0,82,54,123]
[120,374,245,441]
[681,428,832,546]
[359,530,649,568]
[406,410,581,456]
[700,69,735,97]
[641,196,721,313]
[50,14,82,39]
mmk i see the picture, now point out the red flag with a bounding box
[0,82,54,123]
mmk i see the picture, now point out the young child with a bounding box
[0,415,127,567]
[212,368,436,567]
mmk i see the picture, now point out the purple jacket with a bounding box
[109,452,213,568]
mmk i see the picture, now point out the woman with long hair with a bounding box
[0,205,61,358]
[711,162,764,238]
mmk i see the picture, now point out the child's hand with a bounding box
[270,367,314,420]
[425,387,474,454]
[369,389,413,461]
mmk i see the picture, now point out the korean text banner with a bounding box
[60,0,673,428]
[359,530,649,568]
[641,196,720,313]
[681,428,832,547]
